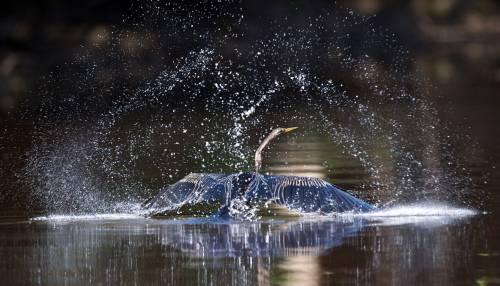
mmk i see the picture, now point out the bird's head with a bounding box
[272,127,298,137]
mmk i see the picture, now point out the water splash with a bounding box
[29,202,478,229]
[357,203,477,217]
[31,213,144,222]
[339,202,478,227]
[20,1,481,216]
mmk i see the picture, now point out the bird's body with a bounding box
[144,127,375,218]
[144,172,375,217]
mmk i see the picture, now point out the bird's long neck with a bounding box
[255,132,277,173]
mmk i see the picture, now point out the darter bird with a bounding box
[143,127,375,218]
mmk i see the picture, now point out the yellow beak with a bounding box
[283,127,299,133]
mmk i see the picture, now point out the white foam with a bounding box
[31,213,144,222]
[337,203,479,227]
[358,203,477,218]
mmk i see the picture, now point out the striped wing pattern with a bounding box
[144,173,226,210]
[145,172,374,215]
[266,175,374,213]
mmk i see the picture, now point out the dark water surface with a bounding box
[0,210,496,286]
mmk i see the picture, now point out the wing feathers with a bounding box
[145,173,374,215]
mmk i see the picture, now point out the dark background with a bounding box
[1,0,499,117]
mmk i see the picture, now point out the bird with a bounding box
[143,127,375,217]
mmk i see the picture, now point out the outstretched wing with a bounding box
[144,173,374,216]
[264,175,374,213]
[143,173,231,211]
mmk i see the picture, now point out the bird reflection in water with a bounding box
[1,213,479,286]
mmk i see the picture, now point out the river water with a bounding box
[0,208,492,286]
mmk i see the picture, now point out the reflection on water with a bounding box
[0,208,489,286]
